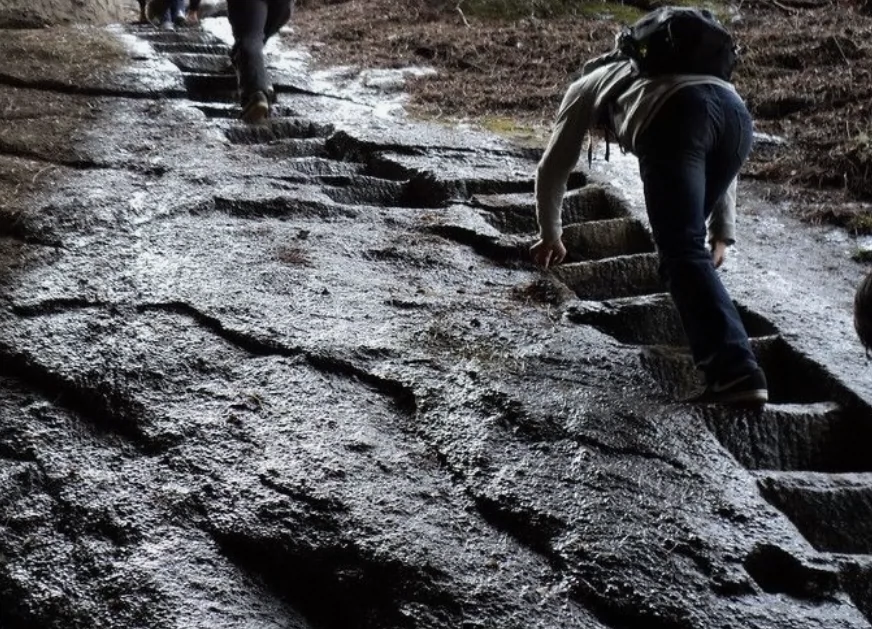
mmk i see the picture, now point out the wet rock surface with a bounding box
[2,20,872,629]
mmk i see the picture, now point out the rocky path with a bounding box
[1,20,872,629]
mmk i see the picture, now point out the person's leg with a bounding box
[227,0,269,98]
[264,0,293,43]
[169,0,187,25]
[703,86,754,216]
[635,85,759,389]
[160,6,174,28]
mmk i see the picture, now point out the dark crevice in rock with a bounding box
[752,336,869,407]
[571,431,688,472]
[305,353,418,416]
[0,143,103,172]
[402,172,463,207]
[423,224,527,266]
[0,71,186,100]
[137,301,302,358]
[842,562,872,626]
[272,83,351,101]
[0,146,165,179]
[473,494,565,563]
[167,52,232,74]
[205,195,358,220]
[138,302,416,414]
[0,441,37,462]
[11,298,109,318]
[744,544,840,600]
[469,184,630,235]
[569,579,694,629]
[212,531,462,629]
[0,343,159,454]
[0,219,62,248]
[480,391,686,471]
[259,473,348,514]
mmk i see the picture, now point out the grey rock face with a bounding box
[1,20,872,629]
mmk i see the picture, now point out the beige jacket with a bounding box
[535,60,742,245]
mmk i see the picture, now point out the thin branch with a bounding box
[456,5,470,27]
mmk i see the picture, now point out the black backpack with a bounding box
[579,7,737,164]
[615,6,737,80]
[582,6,737,81]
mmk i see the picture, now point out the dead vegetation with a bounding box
[294,0,872,231]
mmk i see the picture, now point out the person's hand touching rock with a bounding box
[530,239,567,270]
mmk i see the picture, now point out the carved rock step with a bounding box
[182,72,237,101]
[640,335,835,404]
[566,293,777,346]
[562,217,654,261]
[701,402,872,472]
[135,30,222,45]
[168,52,233,74]
[756,471,872,554]
[470,184,630,233]
[552,252,661,300]
[224,118,334,145]
[152,42,231,55]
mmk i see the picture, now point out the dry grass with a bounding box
[294,0,872,222]
[1,26,127,86]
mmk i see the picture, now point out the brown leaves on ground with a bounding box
[294,0,872,229]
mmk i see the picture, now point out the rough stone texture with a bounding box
[1,19,872,629]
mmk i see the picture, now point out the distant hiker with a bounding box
[145,0,188,29]
[182,0,293,123]
[531,6,768,405]
[855,270,872,358]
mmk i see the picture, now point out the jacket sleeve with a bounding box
[535,74,600,242]
[706,177,737,244]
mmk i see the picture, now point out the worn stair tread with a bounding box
[754,470,872,487]
[552,252,662,300]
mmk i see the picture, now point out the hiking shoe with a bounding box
[240,91,270,124]
[685,368,768,405]
[159,19,175,31]
[172,9,187,26]
[145,0,169,24]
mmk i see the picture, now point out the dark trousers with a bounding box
[227,0,293,100]
[634,83,758,384]
[162,0,185,22]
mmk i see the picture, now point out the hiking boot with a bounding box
[145,0,169,24]
[159,18,175,31]
[685,367,768,405]
[240,91,270,124]
[172,9,187,26]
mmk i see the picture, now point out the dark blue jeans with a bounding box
[161,0,185,23]
[635,83,757,384]
[228,0,294,101]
